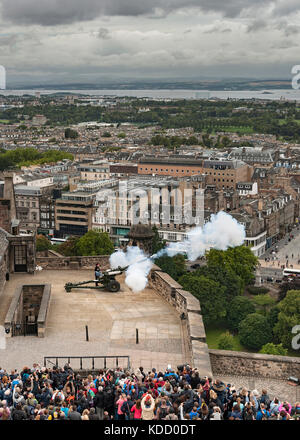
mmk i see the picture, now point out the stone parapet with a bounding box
[36,255,110,270]
[187,312,206,342]
[37,284,51,338]
[149,268,212,375]
[4,283,51,338]
[192,341,213,378]
[209,349,300,379]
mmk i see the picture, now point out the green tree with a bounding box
[117,132,126,138]
[252,294,276,316]
[36,235,51,252]
[278,280,300,301]
[218,331,234,350]
[227,296,256,331]
[65,128,79,139]
[274,290,300,349]
[266,306,280,334]
[155,254,186,281]
[238,313,273,350]
[179,273,227,325]
[75,230,114,256]
[151,226,166,254]
[221,136,231,148]
[57,236,80,256]
[206,246,258,288]
[259,343,288,356]
[205,265,244,302]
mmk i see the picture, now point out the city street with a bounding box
[260,225,300,271]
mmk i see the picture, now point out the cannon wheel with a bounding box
[65,283,72,293]
[107,280,120,293]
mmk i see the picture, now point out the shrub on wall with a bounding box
[218,331,234,350]
[259,343,288,356]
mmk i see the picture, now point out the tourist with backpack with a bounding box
[256,403,270,420]
[121,395,135,420]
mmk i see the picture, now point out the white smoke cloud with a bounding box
[154,211,246,261]
[111,212,246,293]
[110,246,152,293]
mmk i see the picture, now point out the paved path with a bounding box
[0,270,186,372]
[218,375,300,403]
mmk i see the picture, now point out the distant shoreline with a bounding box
[1,88,300,101]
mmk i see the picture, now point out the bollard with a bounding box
[86,325,89,342]
[136,329,139,344]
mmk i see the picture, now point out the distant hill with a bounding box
[7,78,292,91]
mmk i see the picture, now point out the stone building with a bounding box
[138,157,253,191]
[127,223,154,255]
[0,173,36,298]
[15,186,41,233]
[231,211,266,257]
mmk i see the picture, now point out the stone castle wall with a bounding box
[209,349,300,380]
[34,256,300,379]
[0,228,9,298]
[36,255,110,270]
[149,266,212,377]
[5,284,51,338]
[148,266,300,380]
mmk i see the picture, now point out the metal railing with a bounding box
[44,355,130,370]
[12,322,38,337]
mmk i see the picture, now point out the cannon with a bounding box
[64,266,128,293]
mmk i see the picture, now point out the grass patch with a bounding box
[205,324,248,352]
[278,119,300,126]
[221,126,254,134]
[205,324,300,357]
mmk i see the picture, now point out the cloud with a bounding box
[272,0,300,17]
[0,0,276,26]
[1,0,300,84]
[247,20,267,33]
[98,28,111,40]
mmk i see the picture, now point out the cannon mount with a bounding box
[64,267,127,293]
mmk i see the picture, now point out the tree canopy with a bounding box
[274,290,300,349]
[227,296,256,331]
[154,254,186,281]
[179,273,227,325]
[36,235,52,252]
[259,343,288,356]
[206,246,258,288]
[65,128,79,139]
[75,230,114,256]
[238,313,273,350]
[0,147,73,170]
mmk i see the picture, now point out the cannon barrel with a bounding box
[117,265,129,272]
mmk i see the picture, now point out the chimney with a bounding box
[258,199,263,211]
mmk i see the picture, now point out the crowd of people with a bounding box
[0,363,299,421]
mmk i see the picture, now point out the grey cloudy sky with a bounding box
[0,0,300,85]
